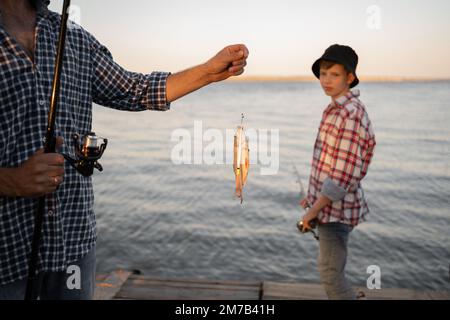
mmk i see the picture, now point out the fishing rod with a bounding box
[25,0,72,300]
[25,0,107,300]
[293,164,319,241]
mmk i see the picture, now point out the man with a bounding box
[0,0,249,299]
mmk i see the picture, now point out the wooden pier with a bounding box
[94,270,450,300]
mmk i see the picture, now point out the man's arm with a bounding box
[166,44,249,102]
[90,33,248,111]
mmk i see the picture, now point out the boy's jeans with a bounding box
[0,246,96,300]
[318,223,355,300]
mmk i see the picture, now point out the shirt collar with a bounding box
[333,89,360,108]
[35,0,50,16]
[0,0,49,26]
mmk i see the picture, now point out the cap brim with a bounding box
[312,58,322,79]
[350,75,359,88]
[312,58,359,88]
[312,57,343,79]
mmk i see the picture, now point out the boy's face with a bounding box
[319,63,355,100]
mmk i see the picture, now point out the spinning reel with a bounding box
[297,218,319,241]
[64,132,108,177]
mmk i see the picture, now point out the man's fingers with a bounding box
[55,136,64,151]
[30,140,64,163]
[228,58,246,73]
[42,175,63,188]
[227,45,248,75]
[242,45,249,58]
[51,176,63,186]
[227,44,249,60]
[230,50,244,61]
[228,44,249,57]
[232,59,247,67]
[228,66,245,76]
[34,148,45,155]
[228,65,246,74]
[48,166,65,178]
[40,153,65,166]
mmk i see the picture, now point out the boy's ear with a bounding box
[347,72,355,85]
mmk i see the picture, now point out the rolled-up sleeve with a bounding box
[321,111,363,201]
[89,33,170,111]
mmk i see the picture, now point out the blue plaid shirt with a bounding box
[0,6,170,286]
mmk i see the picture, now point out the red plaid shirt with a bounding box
[307,89,376,226]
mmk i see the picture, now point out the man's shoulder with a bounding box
[45,10,94,44]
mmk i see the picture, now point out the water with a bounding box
[92,81,450,291]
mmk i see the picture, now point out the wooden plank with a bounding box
[123,276,260,291]
[128,276,259,287]
[263,282,443,300]
[95,271,450,300]
[115,277,261,300]
[361,288,431,300]
[262,281,327,300]
[94,270,133,300]
[425,290,450,300]
[95,273,108,282]
[116,281,261,300]
[116,286,259,300]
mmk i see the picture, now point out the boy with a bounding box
[299,44,376,299]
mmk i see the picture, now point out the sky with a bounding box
[49,0,450,78]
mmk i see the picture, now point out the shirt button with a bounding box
[39,99,45,106]
[48,210,54,216]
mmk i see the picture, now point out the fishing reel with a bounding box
[64,132,108,177]
[297,218,319,240]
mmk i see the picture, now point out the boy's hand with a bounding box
[299,197,310,209]
[301,209,318,231]
[10,137,65,197]
[204,44,249,82]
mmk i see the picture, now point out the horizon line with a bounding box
[227,75,450,83]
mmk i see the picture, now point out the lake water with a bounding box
[92,81,450,291]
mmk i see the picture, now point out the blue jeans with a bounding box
[0,246,96,300]
[318,223,355,300]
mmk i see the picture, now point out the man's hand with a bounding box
[0,137,65,198]
[166,44,249,102]
[204,44,249,82]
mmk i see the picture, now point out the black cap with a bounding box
[312,44,359,88]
